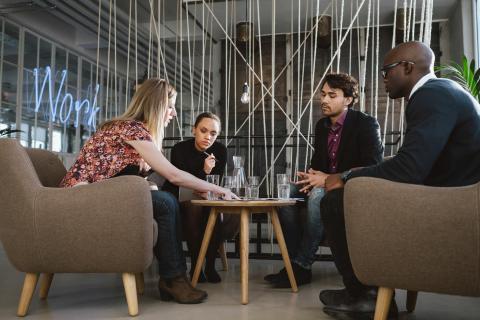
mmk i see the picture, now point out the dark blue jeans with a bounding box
[277,185,325,270]
[151,191,187,279]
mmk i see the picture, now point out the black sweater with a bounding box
[162,138,227,198]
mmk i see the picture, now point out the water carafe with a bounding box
[232,155,246,197]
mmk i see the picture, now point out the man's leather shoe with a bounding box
[319,287,377,306]
[321,288,398,320]
[264,268,286,283]
[271,264,312,288]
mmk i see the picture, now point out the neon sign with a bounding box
[34,66,101,130]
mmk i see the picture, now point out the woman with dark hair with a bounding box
[163,112,237,283]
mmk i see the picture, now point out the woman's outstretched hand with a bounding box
[220,188,239,200]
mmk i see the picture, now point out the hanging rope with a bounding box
[359,0,372,112]
[124,0,132,110]
[259,0,368,187]
[105,0,112,120]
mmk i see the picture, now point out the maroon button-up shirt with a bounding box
[327,110,348,173]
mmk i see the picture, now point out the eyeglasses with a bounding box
[380,61,415,78]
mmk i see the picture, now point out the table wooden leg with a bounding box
[271,208,298,292]
[191,208,218,287]
[240,208,250,305]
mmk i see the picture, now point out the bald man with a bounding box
[319,41,480,319]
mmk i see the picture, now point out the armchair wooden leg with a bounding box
[122,273,138,316]
[39,273,54,300]
[17,273,39,317]
[135,273,145,295]
[219,241,228,271]
[406,290,418,313]
[374,287,394,320]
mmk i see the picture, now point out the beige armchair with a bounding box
[343,177,480,320]
[0,139,155,317]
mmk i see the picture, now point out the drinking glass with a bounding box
[248,176,260,186]
[245,185,259,199]
[206,174,220,200]
[222,176,236,191]
[276,173,290,199]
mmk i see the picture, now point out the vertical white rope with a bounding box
[179,0,183,141]
[403,0,407,42]
[419,0,426,42]
[185,3,195,126]
[424,0,433,46]
[337,0,345,72]
[233,0,237,136]
[114,0,119,117]
[294,0,301,177]
[271,0,275,196]
[225,0,229,151]
[356,0,361,85]
[406,0,413,42]
[147,8,152,78]
[306,0,321,172]
[135,0,138,88]
[360,0,372,112]
[125,0,132,110]
[161,0,164,78]
[348,0,353,75]
[383,0,398,152]
[205,0,212,111]
[248,0,252,176]
[374,0,379,119]
[369,0,375,115]
[330,2,334,72]
[105,0,112,120]
[199,1,205,112]
[256,0,270,197]
[411,0,417,40]
[300,0,310,171]
[95,0,101,86]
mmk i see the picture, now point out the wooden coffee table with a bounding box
[190,199,298,304]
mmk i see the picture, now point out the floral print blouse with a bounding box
[60,120,152,188]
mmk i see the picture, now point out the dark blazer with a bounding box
[350,78,480,187]
[310,108,384,173]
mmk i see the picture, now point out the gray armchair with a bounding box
[344,177,480,320]
[0,139,155,316]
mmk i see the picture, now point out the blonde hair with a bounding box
[101,78,176,148]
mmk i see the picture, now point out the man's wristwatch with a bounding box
[340,169,353,183]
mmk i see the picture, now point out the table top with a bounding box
[191,199,297,207]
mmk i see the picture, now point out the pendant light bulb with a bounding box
[240,82,250,104]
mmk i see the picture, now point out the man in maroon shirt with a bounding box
[264,73,383,288]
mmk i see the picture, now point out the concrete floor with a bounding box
[1,247,479,320]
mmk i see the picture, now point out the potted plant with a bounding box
[436,56,480,102]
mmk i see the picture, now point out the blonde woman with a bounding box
[60,79,236,304]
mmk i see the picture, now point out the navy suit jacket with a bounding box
[310,108,384,173]
[350,78,480,187]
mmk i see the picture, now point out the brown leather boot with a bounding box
[158,275,208,304]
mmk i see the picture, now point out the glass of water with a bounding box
[248,176,260,186]
[222,176,236,191]
[206,174,220,200]
[276,173,290,199]
[245,185,259,199]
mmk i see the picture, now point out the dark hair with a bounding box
[194,112,222,130]
[321,73,359,108]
